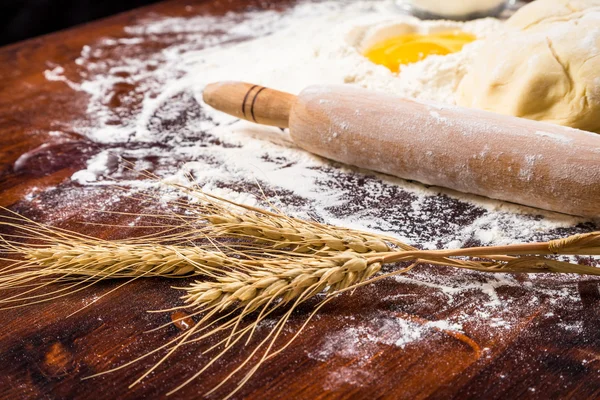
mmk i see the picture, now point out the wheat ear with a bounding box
[141,185,600,275]
[147,179,401,254]
[99,231,600,398]
[2,181,599,398]
[116,227,600,397]
[88,251,389,399]
[0,208,254,308]
[182,253,381,313]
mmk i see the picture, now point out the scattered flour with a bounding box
[310,313,425,362]
[71,150,118,184]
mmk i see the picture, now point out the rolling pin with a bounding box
[203,82,600,218]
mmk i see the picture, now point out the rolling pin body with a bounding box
[203,82,600,217]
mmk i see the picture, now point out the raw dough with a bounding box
[457,0,600,133]
[507,0,600,30]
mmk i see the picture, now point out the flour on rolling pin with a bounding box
[203,82,600,218]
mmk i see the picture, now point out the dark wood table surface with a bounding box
[1,0,599,399]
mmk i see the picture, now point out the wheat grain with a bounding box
[23,243,232,276]
[0,221,250,308]
[204,211,391,253]
[152,180,401,254]
[182,253,381,313]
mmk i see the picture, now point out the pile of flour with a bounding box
[38,0,598,387]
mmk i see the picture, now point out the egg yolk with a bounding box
[364,31,476,73]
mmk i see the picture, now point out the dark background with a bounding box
[0,0,162,46]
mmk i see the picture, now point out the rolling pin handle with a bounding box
[202,81,295,128]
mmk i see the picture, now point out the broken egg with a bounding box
[364,30,476,72]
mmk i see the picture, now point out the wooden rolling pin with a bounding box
[203,82,600,218]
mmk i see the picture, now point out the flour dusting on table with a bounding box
[35,0,599,389]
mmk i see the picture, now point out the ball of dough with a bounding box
[457,2,600,133]
[507,0,600,31]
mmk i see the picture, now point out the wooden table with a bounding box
[1,1,599,399]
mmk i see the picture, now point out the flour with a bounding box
[308,312,427,366]
[71,150,118,184]
[34,0,599,386]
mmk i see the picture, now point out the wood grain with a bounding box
[0,1,599,399]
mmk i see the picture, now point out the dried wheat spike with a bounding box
[182,252,381,313]
[205,212,390,254]
[23,243,233,277]
[0,238,245,308]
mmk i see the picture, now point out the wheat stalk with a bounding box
[146,182,600,272]
[89,252,389,399]
[0,241,241,309]
[1,182,599,398]
[131,180,398,255]
[205,211,390,253]
[88,229,600,398]
[182,253,381,313]
[24,243,226,276]
[0,208,259,309]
